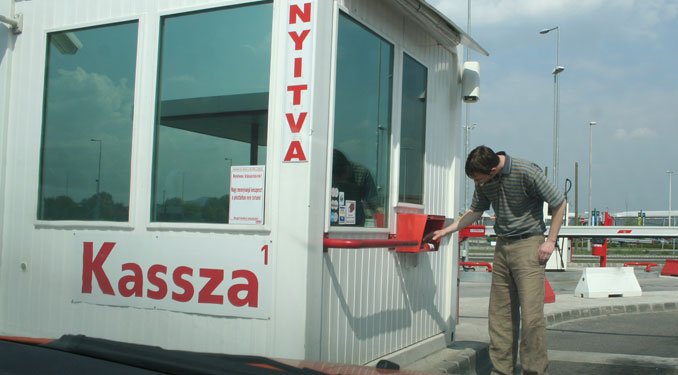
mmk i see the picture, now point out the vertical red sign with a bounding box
[283,1,313,162]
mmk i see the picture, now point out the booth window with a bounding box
[37,22,138,221]
[330,13,393,228]
[151,1,272,224]
[399,54,428,205]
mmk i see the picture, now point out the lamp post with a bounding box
[463,123,476,210]
[587,122,596,226]
[668,170,675,226]
[90,139,102,195]
[90,138,102,218]
[225,157,233,193]
[540,26,564,186]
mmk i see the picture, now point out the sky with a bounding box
[429,0,678,215]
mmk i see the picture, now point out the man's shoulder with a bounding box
[509,157,543,176]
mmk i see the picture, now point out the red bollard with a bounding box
[591,239,608,267]
[544,277,555,303]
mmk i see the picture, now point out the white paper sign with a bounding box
[229,166,265,225]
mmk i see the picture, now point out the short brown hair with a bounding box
[465,145,499,177]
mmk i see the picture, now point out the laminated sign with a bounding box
[229,166,265,225]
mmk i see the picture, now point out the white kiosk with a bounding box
[0,0,487,366]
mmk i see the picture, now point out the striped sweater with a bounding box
[470,152,565,237]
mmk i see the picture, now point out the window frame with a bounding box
[326,7,402,234]
[35,17,142,229]
[146,0,278,232]
[325,6,435,234]
[33,1,280,232]
[397,51,429,208]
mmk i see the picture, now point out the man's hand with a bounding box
[430,228,450,242]
[426,210,482,243]
[538,240,556,265]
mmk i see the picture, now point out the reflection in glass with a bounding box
[399,54,428,204]
[152,2,272,223]
[38,22,138,221]
[330,13,393,228]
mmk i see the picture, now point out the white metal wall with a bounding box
[0,0,312,359]
[321,0,462,364]
[0,0,464,365]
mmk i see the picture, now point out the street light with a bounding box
[225,157,233,193]
[668,170,675,226]
[90,138,102,219]
[587,122,597,226]
[540,26,564,186]
[463,123,476,210]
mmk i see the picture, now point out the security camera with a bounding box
[462,61,480,104]
[463,95,479,104]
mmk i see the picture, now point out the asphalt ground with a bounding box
[405,267,678,374]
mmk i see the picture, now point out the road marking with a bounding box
[549,350,678,369]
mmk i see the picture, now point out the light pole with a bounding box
[90,139,102,195]
[668,170,675,226]
[540,26,564,186]
[225,157,233,194]
[225,157,233,173]
[587,122,596,226]
[463,123,476,210]
[90,138,102,218]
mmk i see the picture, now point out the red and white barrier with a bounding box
[661,259,678,277]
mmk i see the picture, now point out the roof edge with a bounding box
[393,0,489,57]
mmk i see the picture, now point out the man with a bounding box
[432,145,566,375]
[331,149,381,227]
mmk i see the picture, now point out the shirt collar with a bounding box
[497,151,511,176]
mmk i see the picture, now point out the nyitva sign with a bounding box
[75,235,271,319]
[283,0,314,162]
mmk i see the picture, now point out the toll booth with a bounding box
[0,0,487,366]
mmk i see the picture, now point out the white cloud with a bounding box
[429,0,677,31]
[51,66,133,122]
[429,0,604,27]
[427,0,678,212]
[613,127,657,140]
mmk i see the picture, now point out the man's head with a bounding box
[465,145,500,184]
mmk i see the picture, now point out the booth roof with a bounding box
[394,0,489,56]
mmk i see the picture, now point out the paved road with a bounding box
[436,269,678,374]
[547,310,678,374]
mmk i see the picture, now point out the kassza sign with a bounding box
[76,238,271,319]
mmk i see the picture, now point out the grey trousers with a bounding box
[489,235,548,375]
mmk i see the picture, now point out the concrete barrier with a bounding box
[574,267,642,298]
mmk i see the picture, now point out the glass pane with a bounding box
[38,22,138,221]
[330,13,393,228]
[399,54,427,204]
[152,2,272,223]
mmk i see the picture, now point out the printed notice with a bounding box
[229,166,265,225]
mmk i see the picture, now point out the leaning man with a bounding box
[432,145,566,375]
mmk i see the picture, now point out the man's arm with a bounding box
[430,210,484,241]
[538,200,567,264]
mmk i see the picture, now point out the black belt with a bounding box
[498,232,543,241]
